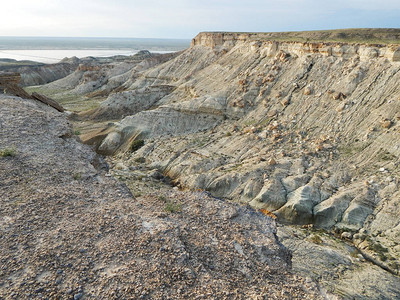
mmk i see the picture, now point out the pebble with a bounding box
[74,292,83,300]
[341,232,353,240]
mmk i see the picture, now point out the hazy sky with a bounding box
[1,0,399,39]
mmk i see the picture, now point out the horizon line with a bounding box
[0,35,192,41]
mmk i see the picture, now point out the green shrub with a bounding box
[130,139,144,152]
[0,148,17,157]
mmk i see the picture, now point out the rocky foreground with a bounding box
[0,96,321,298]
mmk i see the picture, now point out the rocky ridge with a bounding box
[0,57,80,87]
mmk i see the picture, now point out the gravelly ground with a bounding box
[0,96,321,299]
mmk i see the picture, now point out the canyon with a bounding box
[2,29,400,298]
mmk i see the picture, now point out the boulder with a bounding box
[275,184,321,224]
[249,178,287,211]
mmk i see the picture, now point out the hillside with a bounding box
[0,95,322,299]
[21,29,400,298]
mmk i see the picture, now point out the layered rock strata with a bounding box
[83,33,400,279]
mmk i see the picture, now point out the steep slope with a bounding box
[82,32,400,282]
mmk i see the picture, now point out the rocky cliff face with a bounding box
[97,35,400,221]
[29,32,400,298]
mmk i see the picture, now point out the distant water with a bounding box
[0,36,190,64]
[0,49,175,64]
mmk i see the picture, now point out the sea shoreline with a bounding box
[0,49,178,64]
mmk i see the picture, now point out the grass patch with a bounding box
[193,136,210,147]
[258,116,274,127]
[165,201,182,213]
[378,150,397,161]
[0,147,17,157]
[158,195,182,213]
[243,119,258,126]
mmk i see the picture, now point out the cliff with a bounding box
[191,31,400,61]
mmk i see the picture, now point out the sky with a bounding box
[1,0,399,39]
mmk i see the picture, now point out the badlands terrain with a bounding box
[2,28,400,298]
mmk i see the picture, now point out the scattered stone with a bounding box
[381,119,393,129]
[304,86,313,95]
[341,232,353,240]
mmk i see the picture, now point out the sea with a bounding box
[0,37,191,64]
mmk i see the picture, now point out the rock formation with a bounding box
[18,30,400,298]
[0,72,32,99]
[0,72,64,112]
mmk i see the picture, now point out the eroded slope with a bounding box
[0,96,319,299]
[76,32,400,295]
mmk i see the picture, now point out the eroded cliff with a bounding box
[27,31,400,298]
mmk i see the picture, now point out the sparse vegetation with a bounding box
[130,139,144,152]
[134,157,146,163]
[230,28,400,45]
[378,150,397,161]
[74,130,81,135]
[310,234,323,244]
[0,147,17,157]
[338,142,370,156]
[194,136,210,147]
[165,201,182,213]
[158,195,167,202]
[157,195,182,213]
[73,173,82,180]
